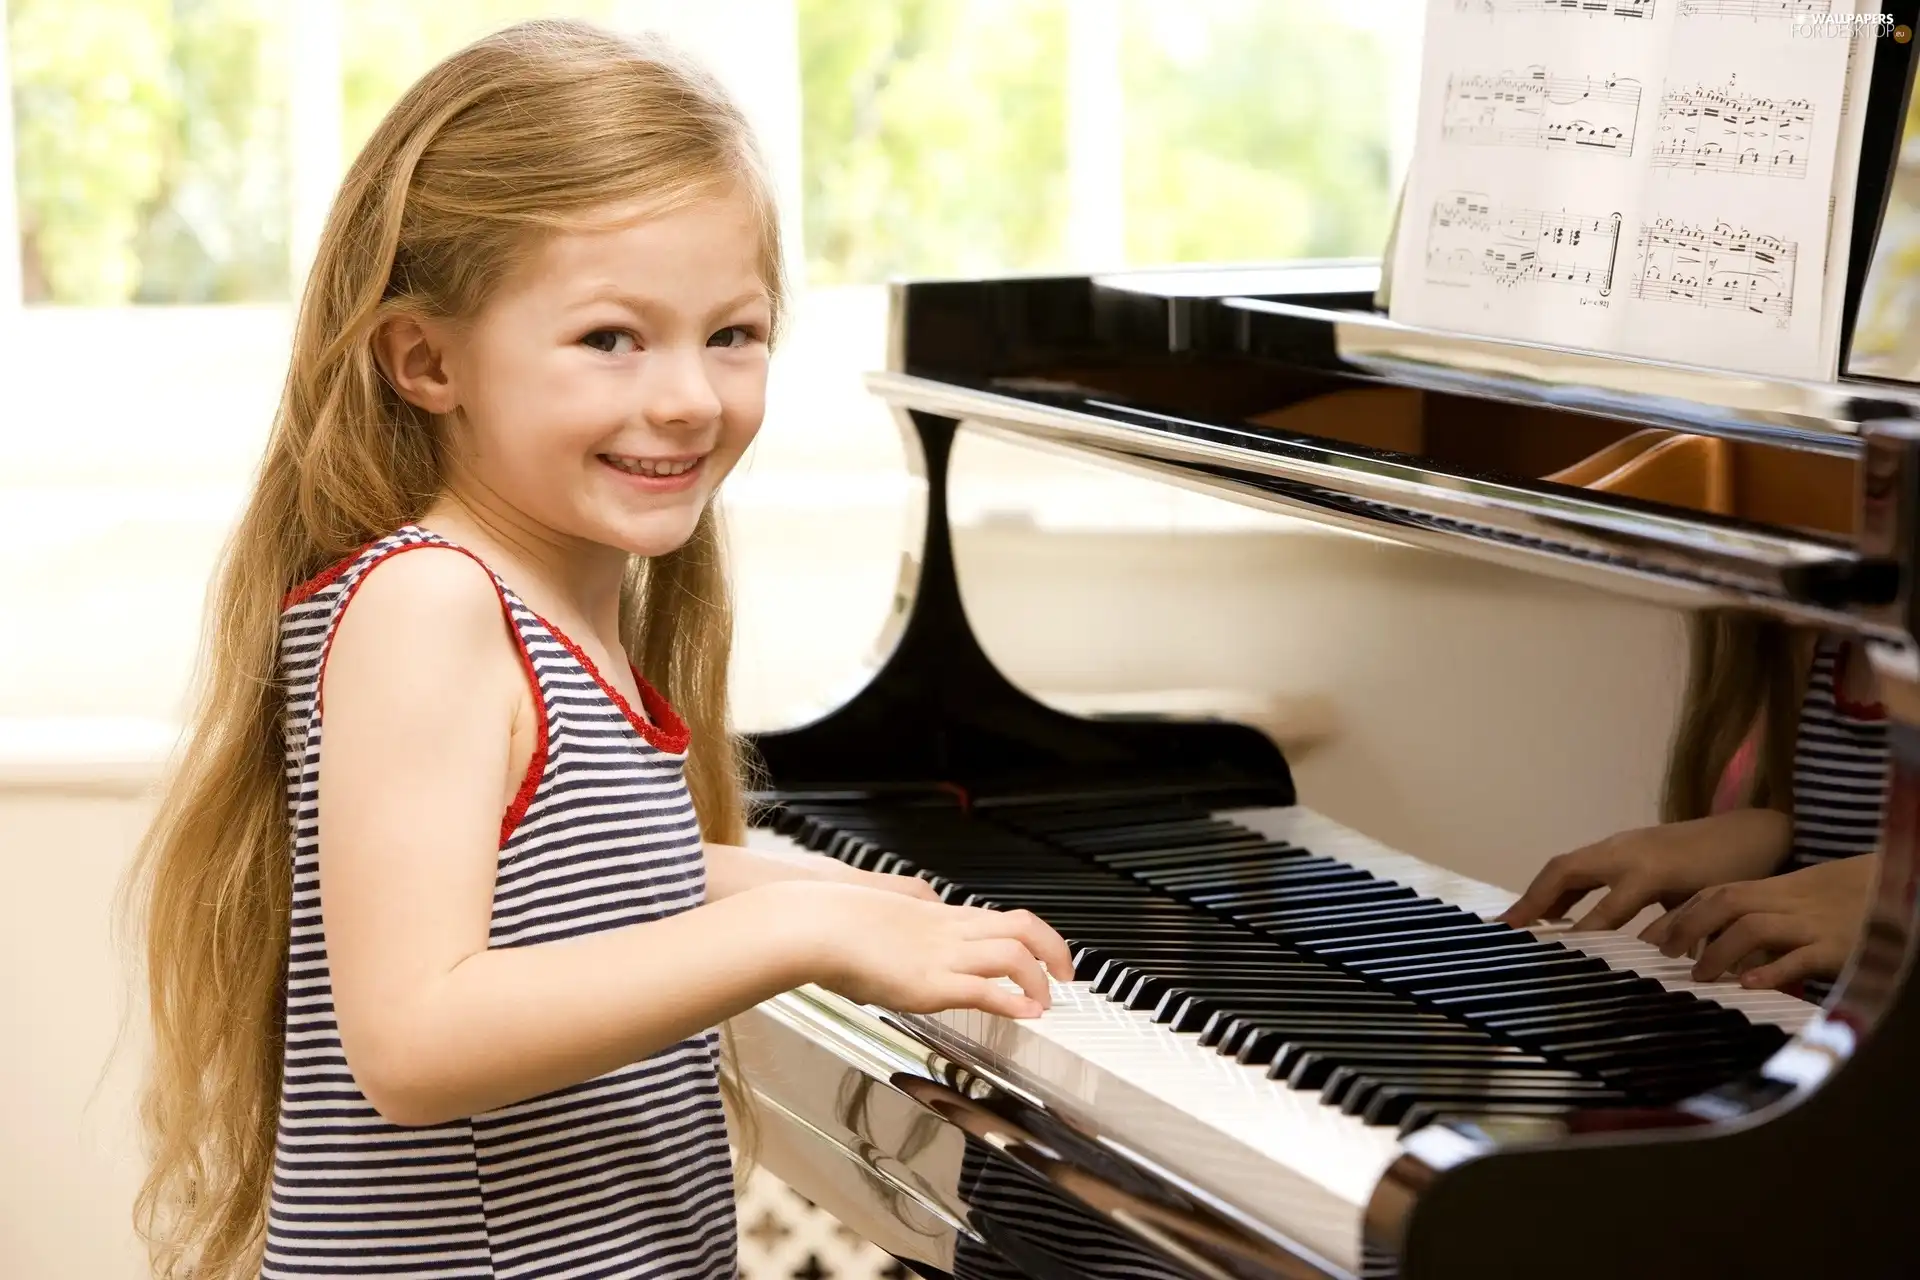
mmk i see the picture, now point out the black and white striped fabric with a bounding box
[1787,632,1890,872]
[264,526,736,1279]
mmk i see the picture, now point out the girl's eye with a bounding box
[582,329,637,355]
[708,325,759,349]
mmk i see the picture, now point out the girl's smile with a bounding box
[597,450,708,492]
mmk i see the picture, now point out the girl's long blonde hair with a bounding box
[126,22,782,1278]
[1661,610,1810,823]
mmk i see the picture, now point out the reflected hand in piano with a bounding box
[1502,620,1887,991]
[1645,851,1878,988]
[1495,808,1795,933]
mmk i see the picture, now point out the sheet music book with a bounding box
[1388,0,1880,380]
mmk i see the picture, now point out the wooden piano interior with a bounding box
[1004,359,1859,539]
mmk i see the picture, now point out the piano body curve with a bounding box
[732,250,1920,1277]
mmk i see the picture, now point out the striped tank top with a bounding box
[1786,632,1889,871]
[264,526,737,1279]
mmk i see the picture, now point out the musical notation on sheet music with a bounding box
[1454,0,1656,15]
[1654,82,1812,178]
[1676,0,1831,18]
[1443,68,1642,155]
[1397,0,1853,373]
[1426,192,1623,293]
[1631,217,1797,320]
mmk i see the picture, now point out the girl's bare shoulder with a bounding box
[322,545,522,712]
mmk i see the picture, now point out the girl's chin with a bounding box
[591,503,710,558]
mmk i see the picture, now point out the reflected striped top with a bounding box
[263,526,736,1279]
[1786,633,1889,872]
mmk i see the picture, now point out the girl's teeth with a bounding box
[606,456,697,478]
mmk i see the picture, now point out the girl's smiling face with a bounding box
[386,186,772,559]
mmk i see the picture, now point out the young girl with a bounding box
[128,22,1071,1280]
[1501,612,1888,993]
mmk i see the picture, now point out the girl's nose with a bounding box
[640,346,724,429]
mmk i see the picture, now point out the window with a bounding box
[4,0,1422,731]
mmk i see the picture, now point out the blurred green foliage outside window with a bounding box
[10,0,1403,304]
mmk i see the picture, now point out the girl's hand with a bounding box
[808,858,943,903]
[770,881,1073,1020]
[1497,809,1791,932]
[1642,853,1876,989]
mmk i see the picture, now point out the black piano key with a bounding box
[1375,956,1614,994]
[1360,1081,1629,1126]
[1094,841,1307,869]
[1148,857,1354,889]
[1250,1027,1500,1071]
[1206,1007,1459,1052]
[1519,1008,1760,1053]
[1213,1009,1465,1056]
[1397,1101,1600,1136]
[1217,883,1422,913]
[1176,992,1423,1036]
[1550,1027,1775,1067]
[1289,1046,1547,1089]
[1483,990,1735,1033]
[1326,1065,1601,1111]
[1308,923,1528,959]
[1355,942,1587,978]
[1258,904,1473,936]
[1132,972,1368,1010]
[1427,972,1665,1013]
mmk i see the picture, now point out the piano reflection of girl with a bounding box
[1499,612,1888,994]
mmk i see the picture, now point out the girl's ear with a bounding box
[373,316,459,415]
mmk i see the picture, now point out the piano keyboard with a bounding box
[1222,806,1816,1037]
[746,793,1816,1272]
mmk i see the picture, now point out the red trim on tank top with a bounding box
[528,614,691,756]
[311,540,550,848]
[283,540,381,610]
[1832,640,1887,722]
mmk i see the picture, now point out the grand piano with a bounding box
[731,20,1920,1279]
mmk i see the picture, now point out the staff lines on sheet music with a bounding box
[1675,0,1831,17]
[1425,192,1622,294]
[1443,67,1642,156]
[1631,217,1797,321]
[1653,80,1813,178]
[1454,0,1655,14]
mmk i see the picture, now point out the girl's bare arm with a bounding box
[319,550,1066,1127]
[704,839,940,901]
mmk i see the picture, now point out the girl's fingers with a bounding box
[892,874,942,902]
[1656,884,1760,958]
[1498,859,1605,926]
[1692,913,1802,982]
[946,974,1044,1020]
[956,939,1051,1007]
[1008,912,1074,981]
[1569,880,1656,932]
[1739,943,1835,992]
[1639,909,1677,948]
[957,907,1074,981]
